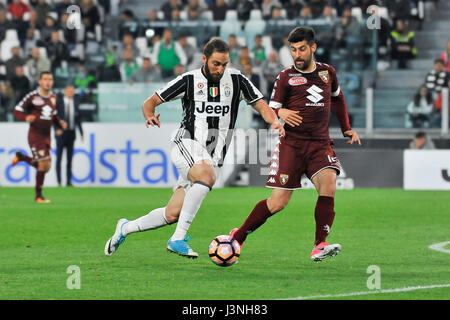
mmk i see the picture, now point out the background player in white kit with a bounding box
[105,38,286,258]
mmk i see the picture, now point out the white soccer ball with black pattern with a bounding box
[208,235,241,267]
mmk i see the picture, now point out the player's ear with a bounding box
[202,55,207,65]
[311,43,317,53]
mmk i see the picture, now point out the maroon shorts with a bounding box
[29,141,51,162]
[265,137,341,190]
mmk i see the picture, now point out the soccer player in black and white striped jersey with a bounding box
[105,38,288,258]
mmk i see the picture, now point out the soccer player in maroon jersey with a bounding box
[230,27,361,262]
[12,71,67,203]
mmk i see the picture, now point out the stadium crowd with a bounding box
[0,0,447,128]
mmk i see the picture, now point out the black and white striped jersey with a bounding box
[155,67,263,166]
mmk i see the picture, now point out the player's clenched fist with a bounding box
[145,113,161,128]
[270,120,285,137]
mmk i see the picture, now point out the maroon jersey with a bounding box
[269,62,351,143]
[14,89,60,145]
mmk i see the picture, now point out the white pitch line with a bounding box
[281,283,450,300]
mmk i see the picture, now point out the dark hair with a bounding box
[414,85,433,106]
[203,37,230,58]
[39,71,52,79]
[434,58,444,65]
[288,26,315,46]
[415,131,426,139]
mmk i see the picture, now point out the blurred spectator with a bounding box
[333,6,361,49]
[261,51,283,96]
[35,0,52,28]
[115,33,140,64]
[279,35,292,68]
[283,0,303,20]
[185,0,206,15]
[142,9,164,38]
[209,0,229,21]
[129,57,162,83]
[308,0,326,19]
[74,64,96,91]
[386,0,411,24]
[161,0,183,21]
[390,19,417,69]
[10,65,30,103]
[54,0,73,20]
[233,46,254,72]
[24,28,39,57]
[264,6,285,50]
[153,28,187,79]
[119,9,139,39]
[251,34,266,66]
[40,15,58,45]
[332,0,354,17]
[320,4,337,24]
[25,47,51,85]
[0,10,13,43]
[299,5,312,20]
[261,0,282,20]
[242,63,260,91]
[440,39,450,73]
[7,0,30,21]
[80,0,100,34]
[406,85,434,128]
[97,52,122,82]
[46,30,69,72]
[0,81,14,121]
[409,131,435,150]
[177,34,196,66]
[424,59,449,100]
[228,34,242,64]
[232,0,254,21]
[119,49,139,82]
[5,47,25,79]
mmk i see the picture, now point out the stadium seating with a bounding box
[219,10,242,41]
[244,10,266,49]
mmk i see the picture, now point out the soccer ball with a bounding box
[208,235,241,267]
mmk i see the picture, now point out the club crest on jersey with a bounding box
[280,174,289,185]
[318,70,329,84]
[224,86,231,97]
[209,87,218,98]
[288,77,307,86]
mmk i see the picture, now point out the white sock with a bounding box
[171,182,211,241]
[123,207,169,235]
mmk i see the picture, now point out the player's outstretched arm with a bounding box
[142,93,164,128]
[252,99,285,136]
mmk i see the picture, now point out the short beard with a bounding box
[203,60,221,83]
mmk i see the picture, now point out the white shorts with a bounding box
[170,138,220,192]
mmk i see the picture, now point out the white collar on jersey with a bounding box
[293,60,317,74]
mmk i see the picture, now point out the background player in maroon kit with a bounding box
[12,71,67,203]
[230,27,361,262]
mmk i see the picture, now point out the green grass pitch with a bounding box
[0,187,449,300]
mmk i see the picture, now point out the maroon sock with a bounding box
[314,196,335,246]
[35,171,46,198]
[234,199,272,245]
[22,154,38,169]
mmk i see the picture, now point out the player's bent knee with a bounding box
[38,161,51,172]
[165,207,180,224]
[267,197,288,214]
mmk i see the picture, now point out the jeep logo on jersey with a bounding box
[306,85,324,106]
[196,102,230,116]
[288,77,307,86]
